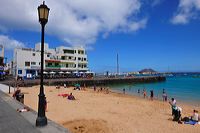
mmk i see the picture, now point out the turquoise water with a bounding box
[108,75,200,106]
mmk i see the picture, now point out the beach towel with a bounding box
[58,93,69,97]
[184,120,198,125]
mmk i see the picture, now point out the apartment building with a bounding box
[13,43,88,79]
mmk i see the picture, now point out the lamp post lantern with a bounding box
[36,1,50,127]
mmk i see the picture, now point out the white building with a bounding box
[13,43,88,79]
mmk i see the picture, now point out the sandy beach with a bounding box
[10,85,200,133]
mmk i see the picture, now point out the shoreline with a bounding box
[110,88,200,108]
[9,85,200,133]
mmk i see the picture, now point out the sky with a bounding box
[0,0,200,73]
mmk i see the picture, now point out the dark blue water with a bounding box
[108,75,200,106]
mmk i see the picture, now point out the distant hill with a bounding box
[139,68,157,74]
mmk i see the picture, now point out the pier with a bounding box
[1,76,166,87]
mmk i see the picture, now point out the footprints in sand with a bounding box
[63,119,111,133]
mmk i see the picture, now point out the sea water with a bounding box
[108,75,200,106]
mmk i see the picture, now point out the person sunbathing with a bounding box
[183,110,199,125]
[17,107,30,112]
[68,93,75,100]
[190,110,199,122]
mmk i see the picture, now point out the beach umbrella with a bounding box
[65,71,71,74]
[50,71,55,74]
[59,71,64,74]
[85,71,91,73]
[43,71,48,74]
[73,71,78,74]
[79,72,84,74]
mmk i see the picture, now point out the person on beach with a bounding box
[150,90,154,100]
[163,88,165,94]
[13,87,21,102]
[44,97,47,112]
[64,83,67,88]
[68,93,75,100]
[169,98,177,116]
[183,110,199,125]
[94,85,96,91]
[143,89,147,98]
[17,107,30,113]
[190,110,199,122]
[173,106,182,122]
[137,89,140,95]
[123,88,125,94]
[162,92,167,102]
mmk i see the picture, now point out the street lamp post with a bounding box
[36,1,50,127]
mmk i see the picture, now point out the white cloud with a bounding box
[0,35,25,50]
[171,0,200,25]
[0,0,147,47]
[151,0,163,7]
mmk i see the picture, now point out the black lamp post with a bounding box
[36,1,50,127]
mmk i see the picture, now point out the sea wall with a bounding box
[3,76,166,87]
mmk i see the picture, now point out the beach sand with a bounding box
[10,86,200,133]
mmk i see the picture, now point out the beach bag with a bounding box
[182,117,190,122]
[173,110,181,121]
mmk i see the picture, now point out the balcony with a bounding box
[45,65,61,68]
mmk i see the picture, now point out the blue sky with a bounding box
[0,0,200,72]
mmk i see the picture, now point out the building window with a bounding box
[25,62,30,66]
[48,63,52,66]
[69,56,71,60]
[61,56,65,60]
[84,58,86,61]
[32,53,35,56]
[18,70,22,74]
[66,64,68,68]
[47,54,50,57]
[39,62,41,65]
[78,57,81,60]
[78,50,84,54]
[63,49,74,54]
[31,62,36,65]
[55,63,59,66]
